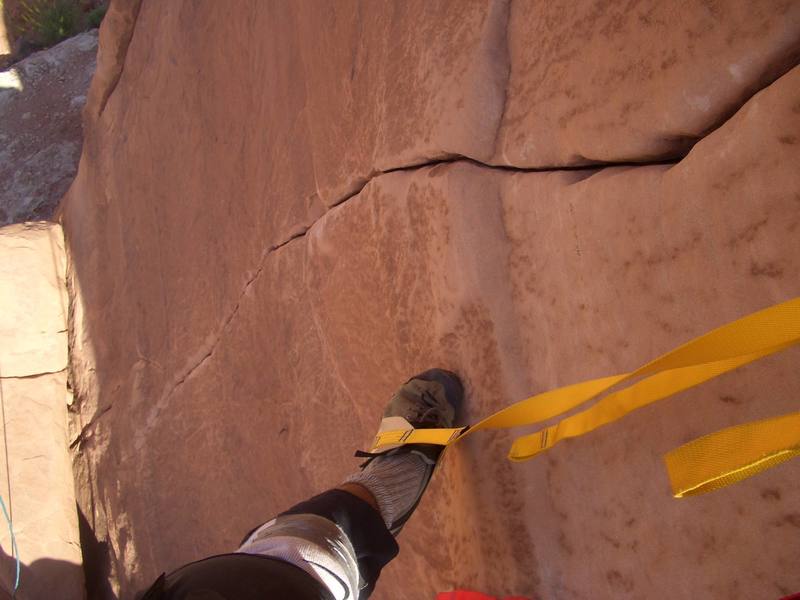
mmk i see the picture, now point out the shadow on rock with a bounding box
[78,504,118,600]
[0,542,87,600]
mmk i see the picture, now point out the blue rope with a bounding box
[0,494,19,594]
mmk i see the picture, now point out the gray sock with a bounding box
[343,451,431,529]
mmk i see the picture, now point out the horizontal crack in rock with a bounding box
[0,368,67,380]
[281,154,681,249]
[145,153,680,427]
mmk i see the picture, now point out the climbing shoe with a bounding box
[344,368,463,535]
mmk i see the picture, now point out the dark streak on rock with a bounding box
[606,569,635,592]
[772,513,800,528]
[750,261,783,278]
[720,395,743,405]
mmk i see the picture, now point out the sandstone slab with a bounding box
[63,45,800,600]
[0,223,68,376]
[0,222,82,599]
[0,374,83,600]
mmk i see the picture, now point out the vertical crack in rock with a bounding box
[134,241,272,449]
[134,217,322,448]
[96,0,145,117]
[491,0,513,160]
[69,403,113,449]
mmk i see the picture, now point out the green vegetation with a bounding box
[20,0,81,47]
[86,3,107,29]
[16,0,107,50]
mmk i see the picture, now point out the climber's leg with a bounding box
[138,369,463,600]
[237,368,463,598]
[238,486,396,599]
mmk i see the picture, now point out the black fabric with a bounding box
[138,554,333,600]
[280,489,399,599]
[138,489,398,600]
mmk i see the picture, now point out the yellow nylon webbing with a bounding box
[373,297,800,497]
[664,411,800,497]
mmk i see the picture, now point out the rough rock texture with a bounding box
[0,223,83,599]
[0,31,97,225]
[494,0,800,165]
[61,1,800,599]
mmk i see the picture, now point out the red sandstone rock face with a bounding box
[61,1,800,598]
[495,0,800,165]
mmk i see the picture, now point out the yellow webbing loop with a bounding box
[665,411,800,497]
[373,297,800,497]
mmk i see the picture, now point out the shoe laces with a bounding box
[410,390,446,427]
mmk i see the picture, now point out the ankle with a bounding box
[337,482,380,513]
[342,451,430,532]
